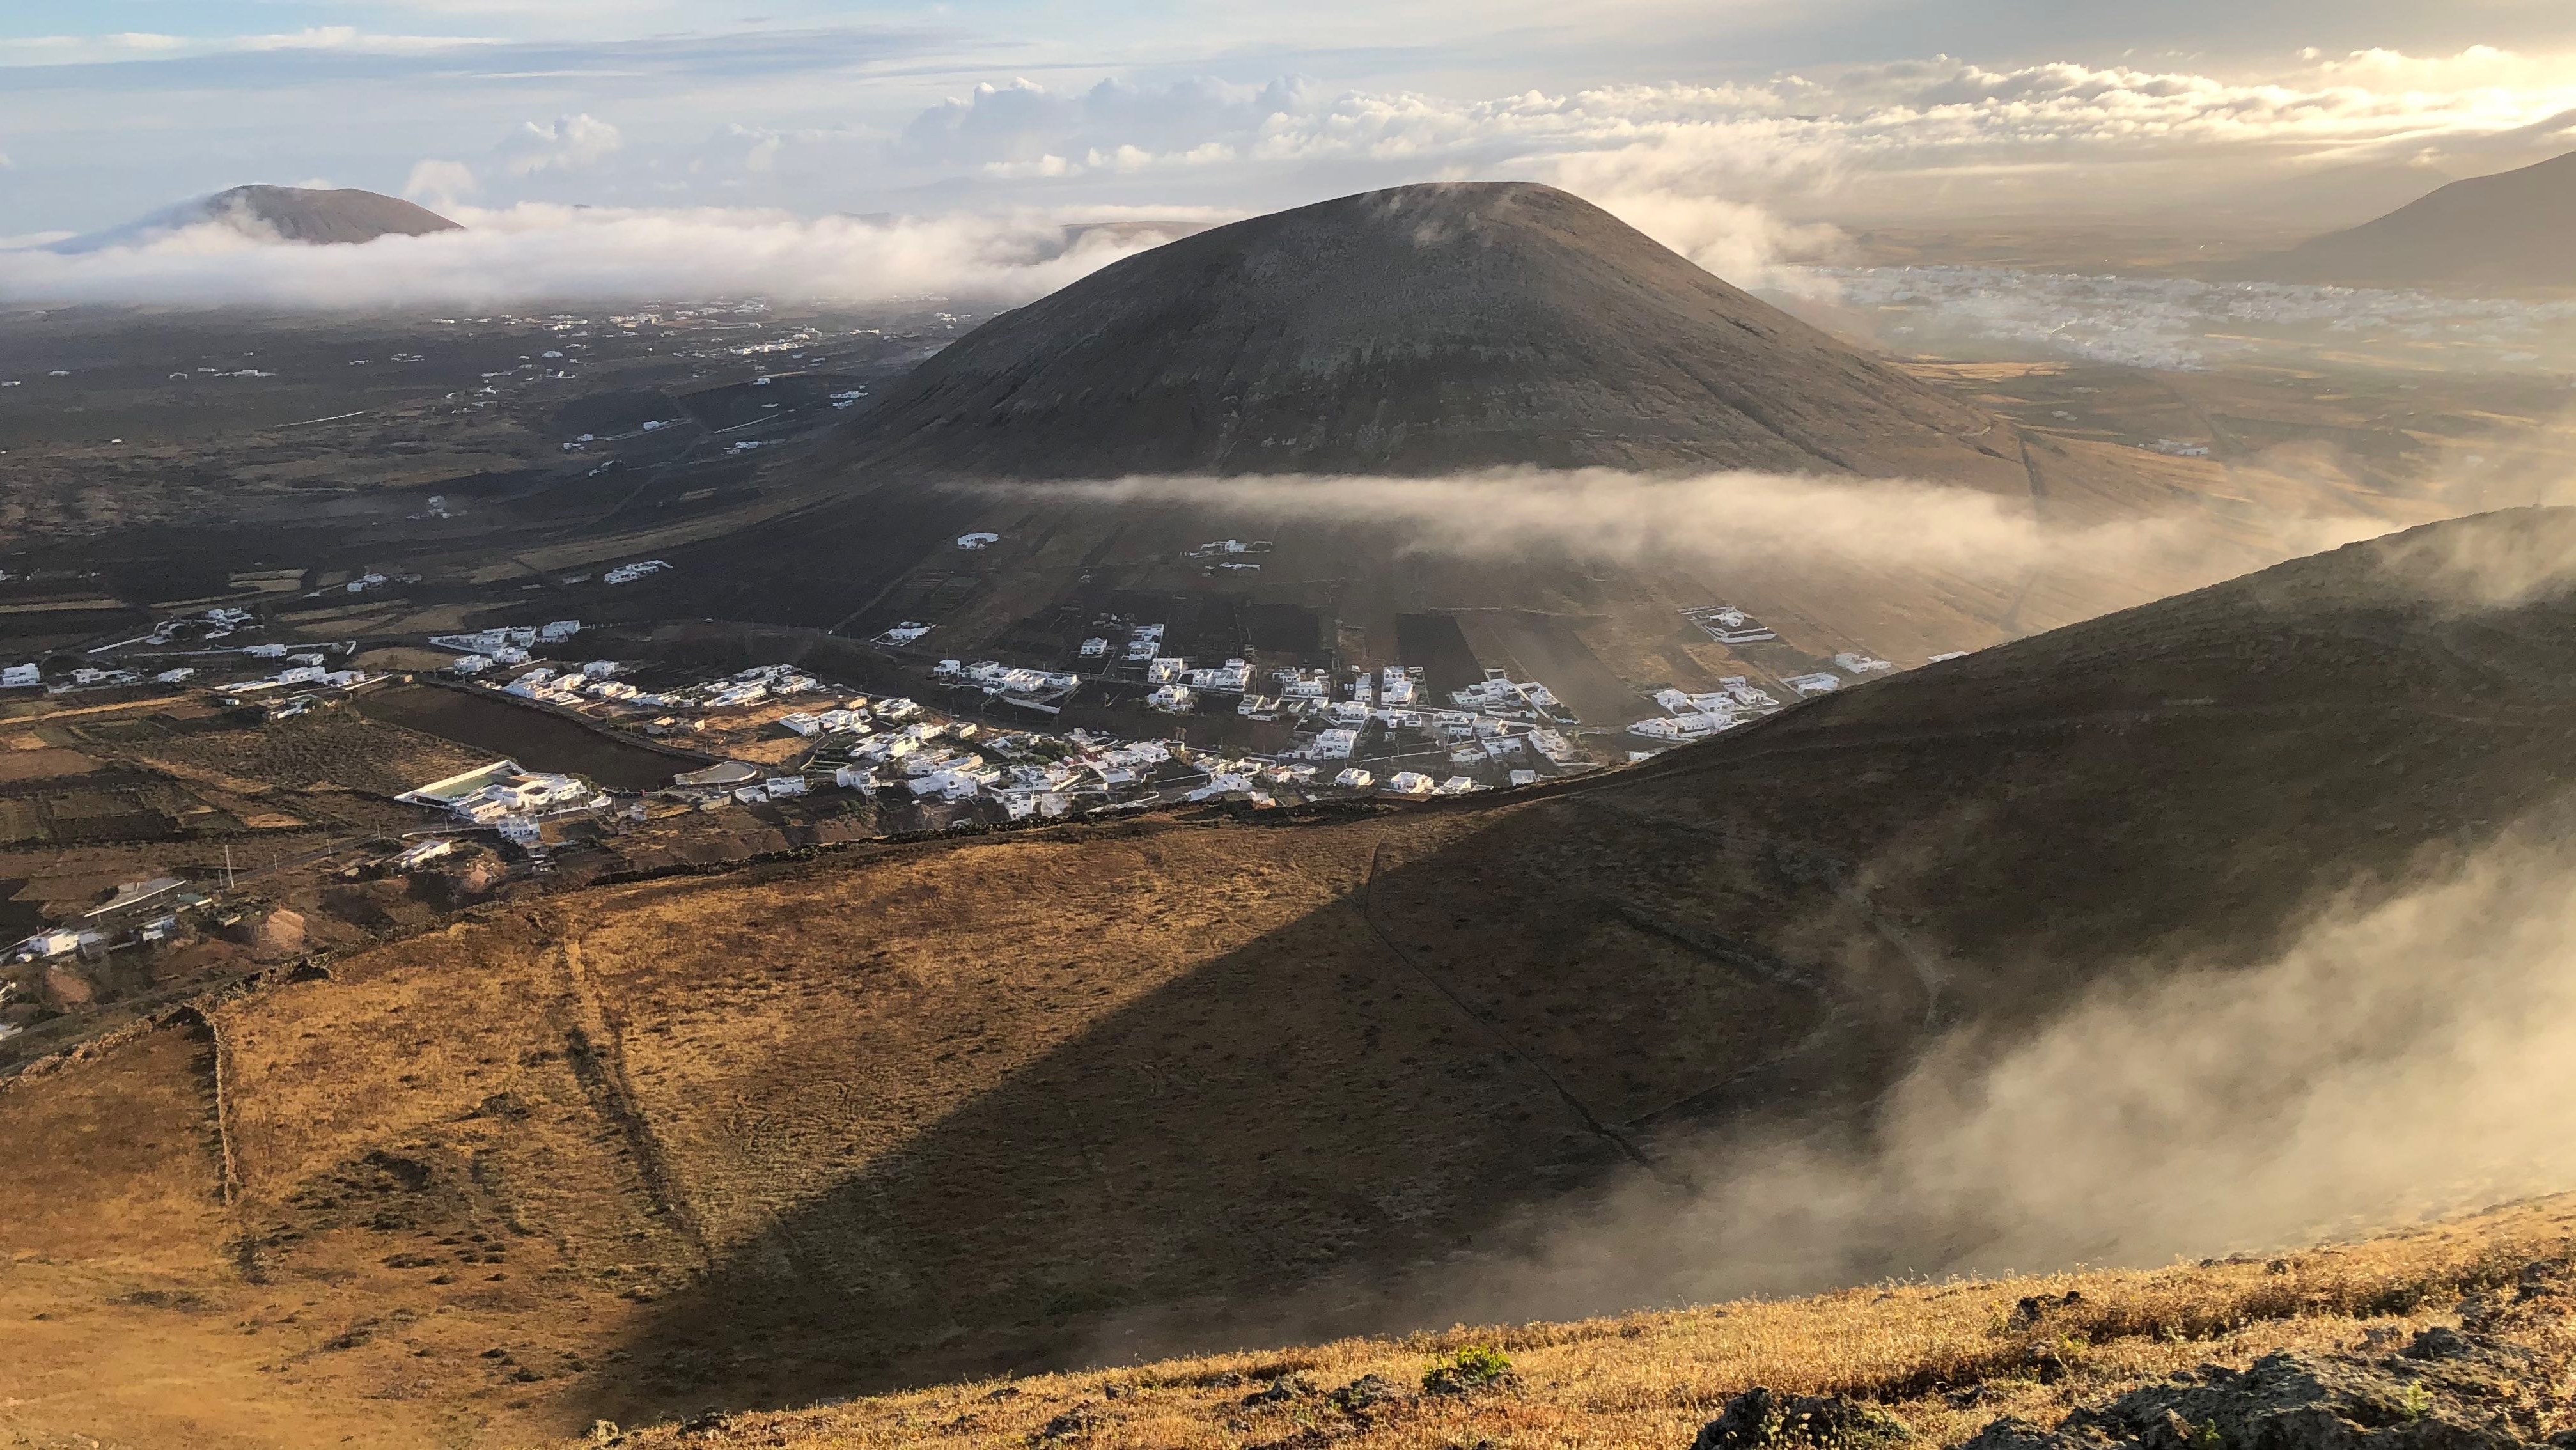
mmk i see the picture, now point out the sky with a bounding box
[4,2,2576,302]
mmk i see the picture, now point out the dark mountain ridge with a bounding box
[2238,148,2576,290]
[844,181,2027,483]
[55,185,460,253]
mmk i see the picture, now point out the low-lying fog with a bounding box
[1010,467,2394,600]
[1425,818,2576,1320]
[0,204,1208,310]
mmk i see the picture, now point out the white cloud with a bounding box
[0,203,1210,310]
[0,28,497,64]
[403,159,481,210]
[499,113,624,177]
[17,43,2576,301]
[878,51,2576,231]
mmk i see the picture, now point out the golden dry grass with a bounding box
[601,1199,2576,1450]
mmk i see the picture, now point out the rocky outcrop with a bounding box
[1694,1388,1914,1450]
[1963,1267,2576,1450]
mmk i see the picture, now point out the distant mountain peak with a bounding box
[844,180,2026,483]
[2236,148,2576,291]
[54,185,461,254]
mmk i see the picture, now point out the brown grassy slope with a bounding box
[0,815,1596,1444]
[591,1197,2576,1450]
[12,511,2576,1446]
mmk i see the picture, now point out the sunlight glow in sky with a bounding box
[5,1,2575,248]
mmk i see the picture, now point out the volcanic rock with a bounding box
[847,182,2024,483]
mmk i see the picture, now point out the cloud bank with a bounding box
[14,42,2576,309]
[1027,469,2388,589]
[0,203,1214,309]
[835,51,2576,233]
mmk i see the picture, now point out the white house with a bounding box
[1184,659,1251,692]
[395,838,457,870]
[8,928,82,961]
[3,664,41,688]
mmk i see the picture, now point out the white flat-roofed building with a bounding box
[1184,659,1251,692]
[395,838,457,870]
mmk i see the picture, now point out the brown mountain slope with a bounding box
[8,509,2576,1446]
[2239,149,2576,290]
[208,185,463,245]
[843,182,2026,483]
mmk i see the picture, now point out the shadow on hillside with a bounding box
[569,802,1918,1424]
[575,556,2576,1423]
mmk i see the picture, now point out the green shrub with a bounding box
[1423,1344,1515,1396]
